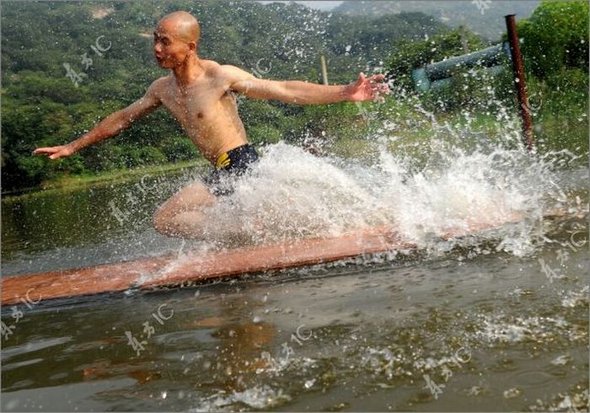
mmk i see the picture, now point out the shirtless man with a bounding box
[34,11,390,239]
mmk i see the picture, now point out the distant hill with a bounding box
[333,1,540,41]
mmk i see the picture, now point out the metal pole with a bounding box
[505,14,534,151]
[320,55,329,85]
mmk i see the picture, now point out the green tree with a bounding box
[517,0,589,79]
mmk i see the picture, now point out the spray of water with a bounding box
[197,116,577,258]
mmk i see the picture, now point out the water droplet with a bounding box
[503,387,522,399]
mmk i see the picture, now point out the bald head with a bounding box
[157,11,200,45]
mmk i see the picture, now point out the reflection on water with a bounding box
[1,171,195,275]
[1,141,588,411]
[1,237,588,411]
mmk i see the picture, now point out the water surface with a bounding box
[1,143,588,412]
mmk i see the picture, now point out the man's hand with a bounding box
[346,73,390,102]
[33,144,76,160]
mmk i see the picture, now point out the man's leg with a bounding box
[153,181,216,238]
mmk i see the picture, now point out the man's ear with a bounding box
[188,41,197,52]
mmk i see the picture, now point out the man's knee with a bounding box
[153,206,174,236]
[151,183,215,237]
[152,207,208,239]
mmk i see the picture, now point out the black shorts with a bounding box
[203,144,259,196]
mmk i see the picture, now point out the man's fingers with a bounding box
[353,72,389,102]
[33,148,55,156]
[377,83,391,93]
[370,83,390,98]
[33,147,64,159]
[367,74,386,84]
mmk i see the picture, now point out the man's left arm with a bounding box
[223,65,390,105]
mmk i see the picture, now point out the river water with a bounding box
[1,141,588,412]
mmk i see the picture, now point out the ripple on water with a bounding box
[1,336,72,360]
[508,370,556,389]
[1,357,44,372]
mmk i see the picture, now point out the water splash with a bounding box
[474,314,573,344]
[199,132,572,258]
[561,285,589,308]
[190,385,290,411]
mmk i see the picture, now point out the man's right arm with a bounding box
[33,80,163,160]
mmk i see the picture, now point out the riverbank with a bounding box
[4,99,587,201]
[2,159,207,200]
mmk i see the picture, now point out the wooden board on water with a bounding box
[0,219,522,306]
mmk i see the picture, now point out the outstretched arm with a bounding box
[33,81,162,160]
[224,65,389,105]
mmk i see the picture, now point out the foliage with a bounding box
[517,0,589,79]
[1,0,586,194]
[515,0,589,154]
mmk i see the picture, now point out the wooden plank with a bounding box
[2,214,536,306]
[0,227,414,306]
[139,227,415,289]
[1,255,173,306]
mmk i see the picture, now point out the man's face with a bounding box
[153,26,191,69]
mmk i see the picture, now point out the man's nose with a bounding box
[154,43,162,53]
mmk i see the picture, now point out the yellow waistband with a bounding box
[215,151,231,169]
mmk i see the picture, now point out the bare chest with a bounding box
[159,81,226,126]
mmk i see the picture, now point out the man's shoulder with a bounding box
[202,61,250,86]
[202,59,222,69]
[198,59,243,73]
[204,60,234,77]
[145,75,171,95]
[211,62,252,82]
[151,75,172,88]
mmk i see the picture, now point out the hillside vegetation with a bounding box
[1,0,587,194]
[1,0,447,192]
